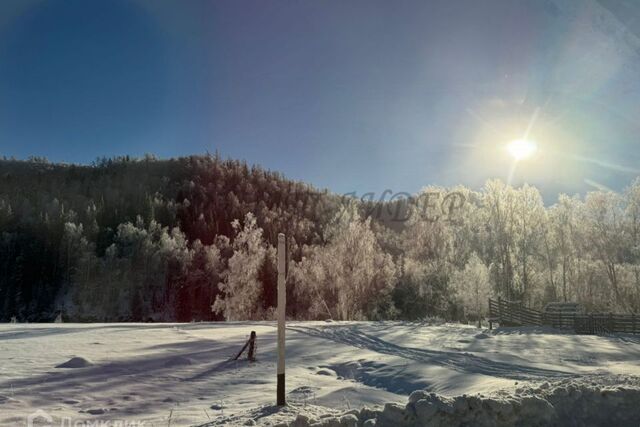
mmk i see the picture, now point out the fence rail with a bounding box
[488,298,640,335]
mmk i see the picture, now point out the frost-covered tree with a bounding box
[580,191,627,311]
[451,253,491,326]
[213,213,274,320]
[392,188,457,319]
[545,195,580,302]
[512,185,546,305]
[481,180,518,300]
[293,205,397,320]
[624,179,640,311]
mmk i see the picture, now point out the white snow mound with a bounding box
[55,356,93,368]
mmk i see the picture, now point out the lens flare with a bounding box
[507,139,537,161]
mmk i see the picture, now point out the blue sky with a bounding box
[1,0,640,199]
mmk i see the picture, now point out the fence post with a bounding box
[633,313,636,334]
[559,311,563,329]
[488,298,492,330]
[609,312,613,333]
[498,297,503,324]
[277,233,286,406]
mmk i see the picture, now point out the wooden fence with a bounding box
[488,298,541,326]
[488,297,640,335]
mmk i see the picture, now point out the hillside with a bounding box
[0,155,343,321]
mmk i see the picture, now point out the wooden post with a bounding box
[609,312,613,333]
[559,311,563,329]
[277,233,286,406]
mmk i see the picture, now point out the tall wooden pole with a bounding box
[277,233,286,406]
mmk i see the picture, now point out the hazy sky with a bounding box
[1,0,640,199]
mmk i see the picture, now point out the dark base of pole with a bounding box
[277,373,285,406]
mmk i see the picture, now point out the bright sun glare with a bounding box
[507,139,538,161]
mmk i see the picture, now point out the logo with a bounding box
[26,410,147,427]
[27,410,53,427]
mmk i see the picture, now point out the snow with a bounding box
[1,322,640,425]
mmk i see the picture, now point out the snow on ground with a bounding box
[1,322,640,426]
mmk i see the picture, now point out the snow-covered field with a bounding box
[1,322,640,426]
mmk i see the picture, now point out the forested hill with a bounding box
[0,155,338,246]
[3,155,640,323]
[0,155,346,321]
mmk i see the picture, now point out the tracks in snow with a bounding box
[288,325,576,382]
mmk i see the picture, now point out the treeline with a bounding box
[1,155,640,321]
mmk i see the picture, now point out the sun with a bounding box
[507,139,537,161]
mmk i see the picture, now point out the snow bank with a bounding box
[279,375,640,427]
